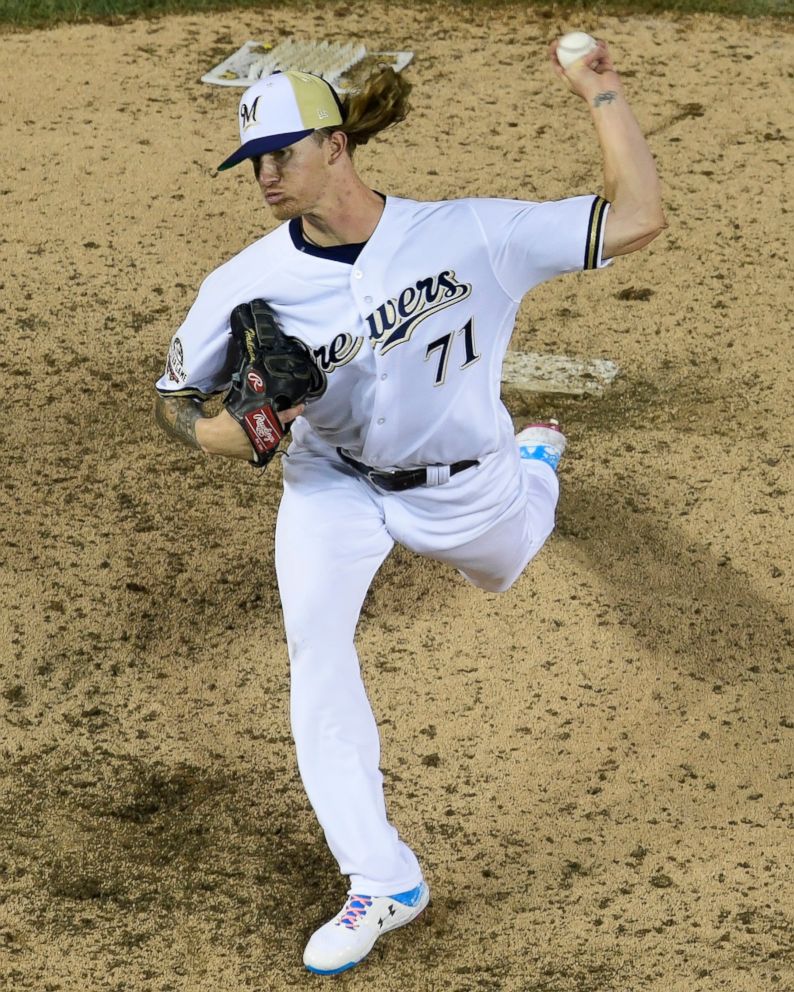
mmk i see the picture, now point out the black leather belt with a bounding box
[337,449,479,492]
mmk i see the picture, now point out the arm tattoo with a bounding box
[592,91,618,108]
[154,394,206,451]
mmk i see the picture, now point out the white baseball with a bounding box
[556,31,598,70]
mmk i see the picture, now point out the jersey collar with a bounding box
[288,218,367,265]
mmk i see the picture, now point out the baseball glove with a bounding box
[223,299,326,467]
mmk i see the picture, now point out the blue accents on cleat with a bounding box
[515,421,566,473]
[519,443,562,470]
[390,883,426,907]
[305,961,358,976]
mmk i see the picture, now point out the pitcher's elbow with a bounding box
[648,208,669,239]
[635,200,667,240]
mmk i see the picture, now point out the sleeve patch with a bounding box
[165,336,187,384]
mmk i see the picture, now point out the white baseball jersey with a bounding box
[156,193,609,469]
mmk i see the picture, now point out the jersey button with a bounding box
[364,295,373,304]
[380,373,388,380]
[353,269,363,279]
[377,417,385,425]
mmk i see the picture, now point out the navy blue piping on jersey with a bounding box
[289,218,366,264]
[584,195,609,269]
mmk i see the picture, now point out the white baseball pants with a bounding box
[275,426,559,896]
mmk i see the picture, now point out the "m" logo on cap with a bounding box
[240,96,261,132]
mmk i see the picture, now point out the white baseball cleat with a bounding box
[516,419,567,471]
[303,881,430,975]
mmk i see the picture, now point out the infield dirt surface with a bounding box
[1,4,792,990]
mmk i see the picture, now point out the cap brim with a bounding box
[217,129,315,172]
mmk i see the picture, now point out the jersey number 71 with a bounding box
[424,317,480,387]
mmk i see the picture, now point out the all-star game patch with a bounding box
[165,336,187,384]
[202,39,413,90]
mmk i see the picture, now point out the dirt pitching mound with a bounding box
[0,5,792,990]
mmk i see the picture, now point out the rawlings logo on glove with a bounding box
[243,407,283,452]
[223,299,326,468]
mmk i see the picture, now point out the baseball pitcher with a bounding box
[154,45,665,975]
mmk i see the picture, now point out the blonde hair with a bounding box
[316,66,412,153]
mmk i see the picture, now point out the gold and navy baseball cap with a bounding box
[217,70,345,171]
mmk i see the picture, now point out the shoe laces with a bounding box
[337,894,374,930]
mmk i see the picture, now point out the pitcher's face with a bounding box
[253,135,331,222]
